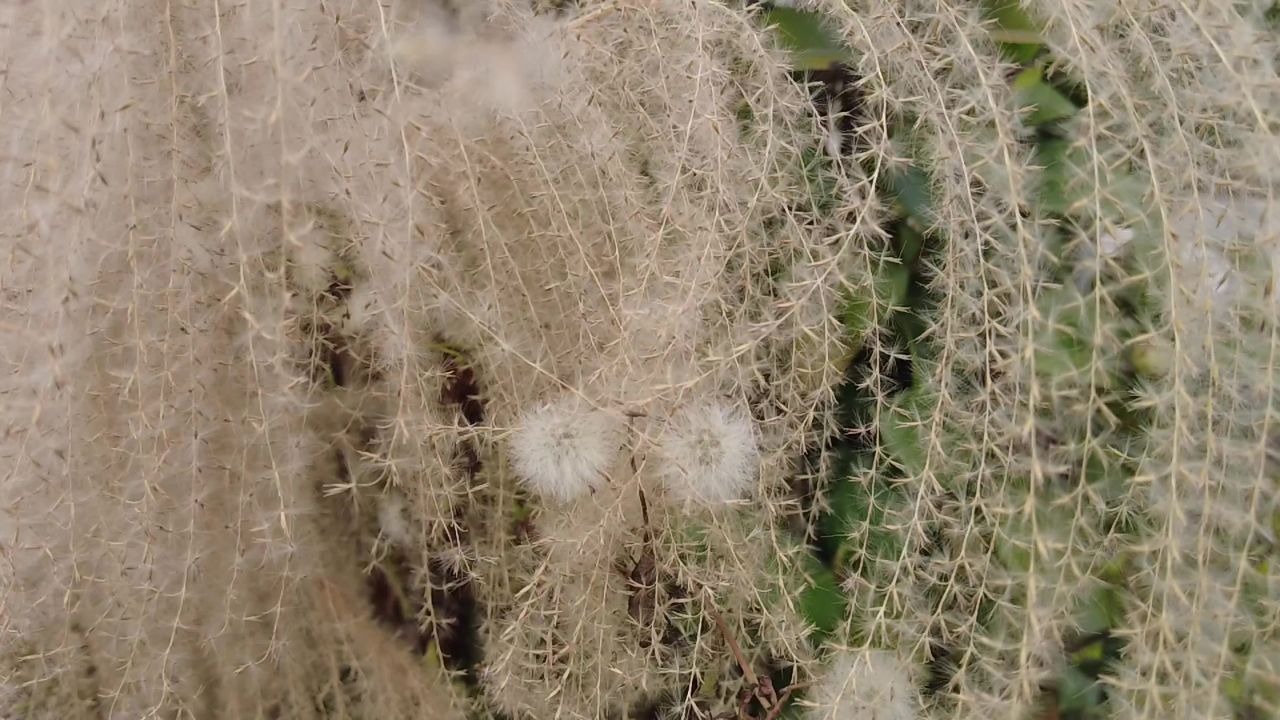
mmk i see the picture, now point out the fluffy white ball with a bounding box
[658,402,759,505]
[509,397,622,503]
[805,649,918,720]
[376,491,413,547]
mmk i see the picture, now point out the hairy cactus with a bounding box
[2,0,1276,719]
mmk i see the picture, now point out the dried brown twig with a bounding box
[706,603,806,720]
[627,487,658,630]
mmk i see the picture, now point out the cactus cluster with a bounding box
[1,1,1277,719]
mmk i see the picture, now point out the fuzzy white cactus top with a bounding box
[510,397,623,503]
[806,650,918,720]
[659,402,761,506]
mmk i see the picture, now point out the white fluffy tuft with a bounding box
[658,402,759,505]
[806,649,918,720]
[376,491,413,548]
[509,397,623,503]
